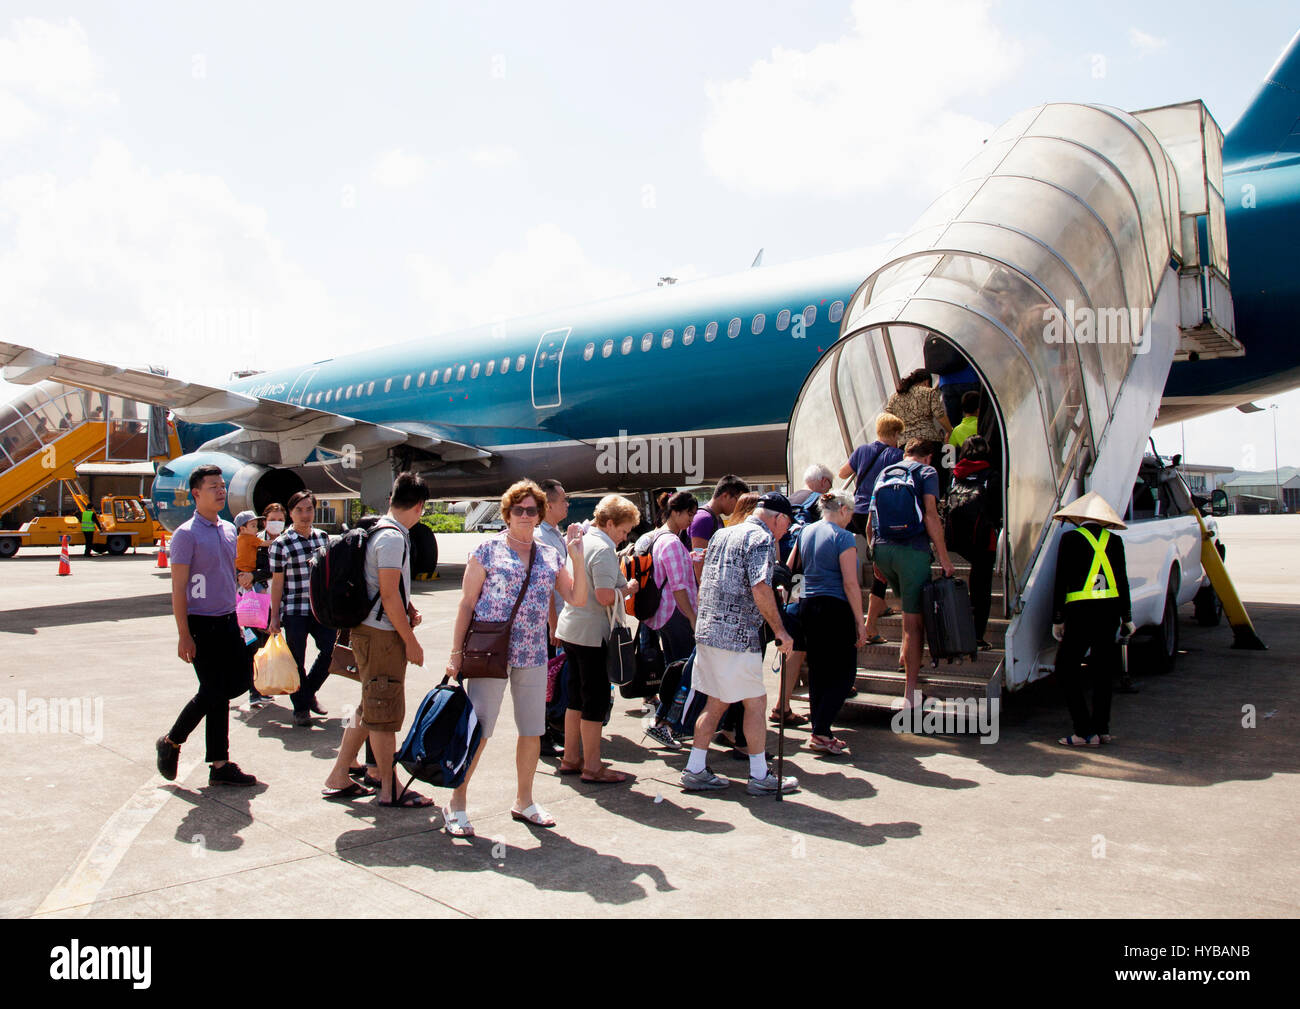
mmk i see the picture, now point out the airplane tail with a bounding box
[1223,29,1300,170]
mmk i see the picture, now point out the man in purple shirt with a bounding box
[155,465,258,787]
[688,474,750,578]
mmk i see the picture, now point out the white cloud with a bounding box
[370,147,431,188]
[0,17,114,142]
[466,145,520,169]
[407,223,645,334]
[1128,28,1168,55]
[0,89,40,142]
[0,140,355,391]
[701,0,1023,198]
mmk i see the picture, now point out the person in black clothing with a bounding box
[1050,492,1133,747]
[945,436,1002,650]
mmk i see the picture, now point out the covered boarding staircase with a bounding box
[787,100,1241,710]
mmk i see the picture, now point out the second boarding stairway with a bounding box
[787,100,1242,711]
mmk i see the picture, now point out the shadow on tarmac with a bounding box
[0,592,173,633]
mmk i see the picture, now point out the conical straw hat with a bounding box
[1053,491,1126,530]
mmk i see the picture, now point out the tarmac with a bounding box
[0,517,1295,918]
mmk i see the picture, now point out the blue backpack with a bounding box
[395,677,483,794]
[871,461,926,541]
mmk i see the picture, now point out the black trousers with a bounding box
[967,546,996,640]
[560,640,611,722]
[803,596,858,737]
[1055,608,1120,738]
[283,612,335,714]
[168,613,250,762]
[847,513,888,599]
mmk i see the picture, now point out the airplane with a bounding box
[2,30,1297,554]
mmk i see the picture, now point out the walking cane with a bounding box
[775,651,786,803]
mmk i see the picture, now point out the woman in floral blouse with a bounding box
[885,368,953,444]
[445,480,587,835]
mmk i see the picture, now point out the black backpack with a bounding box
[308,518,407,629]
[944,469,996,557]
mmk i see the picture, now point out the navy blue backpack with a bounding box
[395,677,483,795]
[871,461,926,540]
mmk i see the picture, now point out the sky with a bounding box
[1,0,1297,472]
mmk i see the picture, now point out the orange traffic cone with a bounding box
[58,535,71,576]
[156,537,169,569]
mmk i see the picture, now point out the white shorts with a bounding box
[692,643,767,703]
[463,664,547,739]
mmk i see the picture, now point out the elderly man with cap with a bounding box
[1051,491,1134,747]
[681,491,799,796]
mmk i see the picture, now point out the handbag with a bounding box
[460,541,538,679]
[605,604,636,685]
[328,628,360,682]
[235,589,271,629]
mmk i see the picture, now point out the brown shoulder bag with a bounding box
[460,541,538,679]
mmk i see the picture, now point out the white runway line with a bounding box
[34,758,202,917]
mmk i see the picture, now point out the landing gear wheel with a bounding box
[1148,587,1180,674]
[1193,584,1222,627]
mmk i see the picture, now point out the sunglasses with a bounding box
[510,506,539,517]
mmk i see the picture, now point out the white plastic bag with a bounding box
[253,630,301,695]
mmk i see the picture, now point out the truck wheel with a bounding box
[106,536,129,556]
[1149,587,1180,673]
[0,537,19,558]
[1193,584,1222,627]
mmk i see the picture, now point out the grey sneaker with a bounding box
[644,724,681,751]
[680,767,729,791]
[747,770,799,796]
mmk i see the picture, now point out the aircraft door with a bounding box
[531,327,571,409]
[287,368,318,406]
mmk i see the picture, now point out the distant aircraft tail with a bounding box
[1224,29,1300,170]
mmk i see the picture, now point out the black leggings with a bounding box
[1055,610,1119,738]
[802,596,858,737]
[966,546,996,640]
[560,640,611,722]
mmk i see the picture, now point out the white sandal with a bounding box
[510,802,556,828]
[443,807,475,837]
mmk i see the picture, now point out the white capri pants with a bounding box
[463,664,547,739]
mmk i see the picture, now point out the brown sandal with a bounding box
[557,760,583,775]
[581,766,631,784]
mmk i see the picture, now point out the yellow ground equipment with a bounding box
[0,483,166,558]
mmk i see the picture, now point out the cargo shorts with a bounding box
[351,624,408,732]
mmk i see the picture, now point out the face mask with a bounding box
[265,520,285,535]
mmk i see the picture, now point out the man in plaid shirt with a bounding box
[268,490,334,725]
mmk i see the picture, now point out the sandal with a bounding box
[510,803,556,828]
[443,807,475,837]
[557,760,583,775]
[376,789,434,808]
[321,781,375,800]
[808,735,848,755]
[864,634,887,645]
[581,766,632,784]
[768,708,809,727]
[1098,734,1116,744]
[1057,734,1100,747]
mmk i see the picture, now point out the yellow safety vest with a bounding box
[1064,527,1119,603]
[80,509,95,532]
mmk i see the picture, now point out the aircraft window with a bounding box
[443,367,452,382]
[430,369,439,385]
[417,373,425,388]
[638,332,651,352]
[486,359,496,376]
[367,381,375,395]
[803,305,816,326]
[602,339,614,358]
[662,329,673,349]
[471,362,480,379]
[583,343,594,361]
[336,387,344,399]
[776,309,790,331]
[828,300,844,324]
[325,390,333,403]
[516,354,526,371]
[727,317,741,339]
[383,378,392,393]
[683,324,695,346]
[403,375,411,390]
[705,322,718,342]
[356,384,364,396]
[457,365,466,381]
[621,336,633,355]
[751,314,765,335]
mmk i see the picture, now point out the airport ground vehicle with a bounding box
[0,488,166,558]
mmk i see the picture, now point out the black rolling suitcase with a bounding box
[921,576,978,665]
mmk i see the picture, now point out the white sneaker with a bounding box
[747,770,798,796]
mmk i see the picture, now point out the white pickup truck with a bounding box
[1117,454,1224,672]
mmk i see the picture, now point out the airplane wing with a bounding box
[0,340,493,469]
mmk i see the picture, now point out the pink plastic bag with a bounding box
[236,590,271,629]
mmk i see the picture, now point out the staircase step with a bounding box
[851,664,1001,702]
[857,641,1001,665]
[875,614,1009,647]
